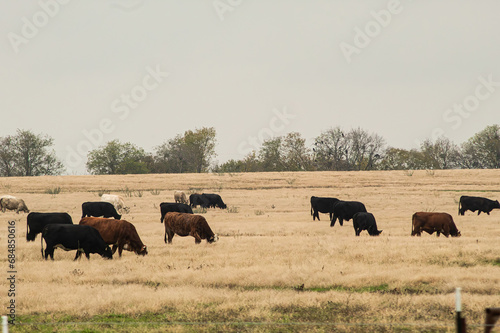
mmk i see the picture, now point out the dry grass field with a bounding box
[1,170,499,332]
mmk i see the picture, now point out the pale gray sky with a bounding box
[1,1,499,174]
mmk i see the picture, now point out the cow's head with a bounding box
[371,229,383,236]
[453,230,461,237]
[136,245,148,256]
[208,234,219,243]
[101,246,113,259]
[494,200,500,209]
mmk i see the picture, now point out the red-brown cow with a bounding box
[79,217,147,256]
[163,212,218,244]
[411,212,461,237]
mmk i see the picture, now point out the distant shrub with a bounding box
[227,206,239,213]
[45,187,62,195]
[254,210,265,216]
[150,189,161,196]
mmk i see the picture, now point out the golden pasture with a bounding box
[1,170,499,332]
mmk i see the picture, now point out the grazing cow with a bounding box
[41,224,113,260]
[411,212,461,237]
[82,202,121,219]
[189,193,210,208]
[26,212,73,241]
[458,195,500,216]
[174,191,188,204]
[330,201,367,227]
[202,193,227,209]
[79,217,147,257]
[0,197,29,214]
[310,196,339,221]
[159,202,193,223]
[163,212,218,244]
[101,194,130,214]
[352,212,382,236]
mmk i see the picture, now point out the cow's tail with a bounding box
[411,213,416,236]
[26,220,29,242]
[40,232,44,259]
[310,205,313,216]
[458,200,461,215]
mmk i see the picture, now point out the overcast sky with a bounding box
[1,1,499,174]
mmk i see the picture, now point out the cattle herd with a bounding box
[0,192,225,261]
[310,195,500,237]
[0,191,499,261]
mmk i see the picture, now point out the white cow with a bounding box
[174,191,188,204]
[0,196,29,213]
[101,194,130,214]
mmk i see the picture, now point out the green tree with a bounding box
[259,137,284,171]
[0,135,20,177]
[154,127,217,173]
[0,129,64,176]
[419,137,461,169]
[460,125,500,169]
[214,151,263,173]
[86,140,149,175]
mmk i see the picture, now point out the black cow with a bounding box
[189,194,210,208]
[41,224,113,260]
[82,202,121,219]
[26,212,73,241]
[202,193,227,209]
[330,200,367,227]
[458,196,500,216]
[352,212,382,236]
[160,202,193,223]
[310,196,339,221]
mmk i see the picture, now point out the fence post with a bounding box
[455,288,466,333]
[2,316,8,333]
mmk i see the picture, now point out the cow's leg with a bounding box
[487,211,490,215]
[118,245,123,257]
[85,252,90,260]
[111,245,118,254]
[478,211,481,215]
[191,232,202,244]
[74,251,81,261]
[339,219,344,227]
[330,216,336,227]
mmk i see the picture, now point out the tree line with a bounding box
[0,125,499,177]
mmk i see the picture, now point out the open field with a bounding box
[1,170,500,332]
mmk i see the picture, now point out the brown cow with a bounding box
[411,212,461,237]
[79,217,147,256]
[164,212,218,244]
[0,197,29,213]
